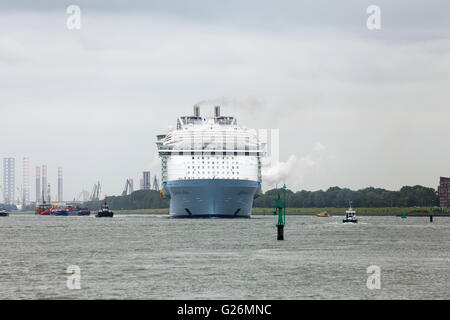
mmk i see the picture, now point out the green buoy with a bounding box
[401,211,407,219]
[273,184,287,240]
[430,207,433,223]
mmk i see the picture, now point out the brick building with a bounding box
[439,177,450,208]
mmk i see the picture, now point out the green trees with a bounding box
[84,190,169,211]
[0,203,18,211]
[253,185,438,208]
[80,185,439,210]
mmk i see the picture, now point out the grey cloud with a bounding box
[0,2,449,200]
[1,1,450,40]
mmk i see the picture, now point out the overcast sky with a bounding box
[1,0,449,201]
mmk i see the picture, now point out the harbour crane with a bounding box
[75,190,90,202]
[122,179,134,196]
[90,182,101,201]
[152,176,160,191]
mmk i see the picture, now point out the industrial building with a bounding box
[140,171,159,191]
[22,157,30,206]
[2,158,15,204]
[439,177,450,208]
[142,171,151,189]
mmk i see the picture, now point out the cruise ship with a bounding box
[157,105,264,217]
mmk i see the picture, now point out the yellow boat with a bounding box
[316,211,331,217]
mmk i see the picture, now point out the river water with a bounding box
[0,214,449,299]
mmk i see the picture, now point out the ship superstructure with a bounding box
[157,105,264,217]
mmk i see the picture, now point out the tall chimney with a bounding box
[58,167,63,203]
[35,166,41,204]
[22,157,30,205]
[214,105,221,118]
[194,105,200,117]
[42,165,47,202]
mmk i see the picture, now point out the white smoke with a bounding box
[262,142,327,191]
[195,97,265,118]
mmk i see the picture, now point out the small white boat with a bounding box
[0,208,9,217]
[343,202,358,223]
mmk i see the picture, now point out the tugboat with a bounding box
[343,201,358,223]
[0,208,9,217]
[96,199,113,218]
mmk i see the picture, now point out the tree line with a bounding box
[83,189,169,211]
[3,184,439,211]
[254,185,439,208]
[0,203,20,211]
[84,185,438,210]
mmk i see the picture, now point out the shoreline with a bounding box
[13,207,448,216]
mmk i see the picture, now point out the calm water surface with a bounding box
[0,214,449,299]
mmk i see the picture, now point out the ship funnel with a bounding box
[214,105,221,118]
[194,105,200,117]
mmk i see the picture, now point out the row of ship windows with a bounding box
[188,166,239,169]
[183,177,241,180]
[189,161,240,165]
[191,156,237,160]
[187,172,239,175]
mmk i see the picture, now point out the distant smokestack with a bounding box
[58,167,63,203]
[143,171,151,190]
[47,183,51,203]
[214,105,221,118]
[35,166,41,203]
[194,105,200,117]
[42,165,47,201]
[22,157,30,205]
